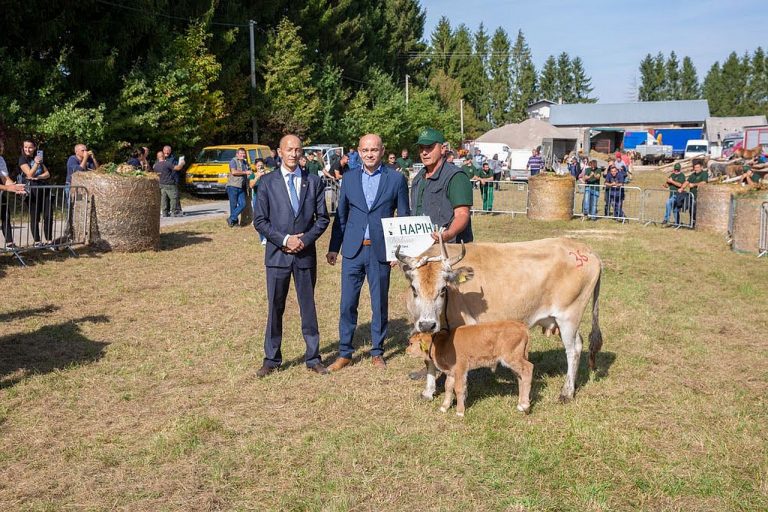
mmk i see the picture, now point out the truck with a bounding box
[743,125,768,153]
[653,128,703,158]
[635,143,673,164]
[683,139,709,160]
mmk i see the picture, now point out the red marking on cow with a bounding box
[569,250,589,268]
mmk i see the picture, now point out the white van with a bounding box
[684,139,709,160]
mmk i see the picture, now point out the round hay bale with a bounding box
[72,169,161,252]
[695,183,745,235]
[731,190,768,254]
[527,173,575,221]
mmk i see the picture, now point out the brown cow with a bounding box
[406,321,533,416]
[396,235,602,402]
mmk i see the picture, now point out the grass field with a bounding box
[1,206,766,511]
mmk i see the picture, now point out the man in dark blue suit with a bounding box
[253,134,330,377]
[326,134,411,371]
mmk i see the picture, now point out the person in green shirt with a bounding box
[460,156,476,179]
[248,159,268,244]
[683,160,708,225]
[472,161,494,211]
[305,151,323,177]
[396,148,413,177]
[741,166,763,187]
[580,159,601,220]
[663,162,688,225]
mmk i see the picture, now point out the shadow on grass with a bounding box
[0,245,102,271]
[160,230,213,251]
[0,304,59,323]
[0,315,110,390]
[449,349,617,411]
[281,318,412,369]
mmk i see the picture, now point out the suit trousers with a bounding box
[338,245,391,359]
[264,263,321,368]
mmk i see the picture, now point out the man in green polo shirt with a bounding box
[305,151,323,177]
[663,162,688,225]
[683,160,708,225]
[472,161,494,211]
[396,148,413,175]
[410,128,474,243]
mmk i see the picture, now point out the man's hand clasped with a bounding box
[284,233,305,253]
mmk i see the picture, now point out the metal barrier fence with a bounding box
[321,177,340,214]
[471,180,528,215]
[573,184,643,223]
[640,188,696,229]
[0,185,90,266]
[759,201,768,258]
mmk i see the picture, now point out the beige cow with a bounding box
[396,236,603,402]
[406,321,533,417]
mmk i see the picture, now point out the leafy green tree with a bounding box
[259,18,320,141]
[680,56,700,99]
[509,30,537,122]
[571,57,596,103]
[538,55,558,101]
[314,63,350,143]
[488,27,512,126]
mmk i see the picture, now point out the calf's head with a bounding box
[396,235,474,333]
[406,332,433,359]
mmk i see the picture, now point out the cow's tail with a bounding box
[588,266,603,371]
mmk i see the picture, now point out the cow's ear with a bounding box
[446,266,474,285]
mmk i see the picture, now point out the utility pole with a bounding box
[249,20,258,143]
[405,74,410,105]
[460,99,465,142]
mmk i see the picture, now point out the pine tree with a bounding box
[538,55,558,101]
[314,63,350,142]
[680,56,700,99]
[638,53,665,101]
[488,27,511,126]
[718,51,749,115]
[654,52,666,100]
[571,56,596,103]
[509,30,537,122]
[665,51,681,100]
[746,47,767,116]
[429,16,453,77]
[467,23,491,124]
[555,52,573,103]
[702,62,723,115]
[381,0,427,83]
[260,18,320,140]
[449,24,474,86]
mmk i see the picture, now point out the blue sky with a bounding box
[421,0,767,103]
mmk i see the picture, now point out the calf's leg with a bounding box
[453,367,468,417]
[503,355,533,413]
[439,374,455,413]
[421,360,438,400]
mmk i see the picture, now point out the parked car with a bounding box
[684,139,709,160]
[185,144,272,194]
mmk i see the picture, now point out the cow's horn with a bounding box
[446,241,466,267]
[395,245,416,267]
[438,229,449,260]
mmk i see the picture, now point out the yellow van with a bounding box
[185,144,272,194]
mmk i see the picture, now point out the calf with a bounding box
[406,321,533,417]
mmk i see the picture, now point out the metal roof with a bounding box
[550,100,710,126]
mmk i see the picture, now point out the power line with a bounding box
[94,0,250,28]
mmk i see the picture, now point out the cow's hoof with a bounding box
[439,406,448,413]
[558,394,573,404]
[517,404,530,414]
[420,392,434,401]
[456,412,464,418]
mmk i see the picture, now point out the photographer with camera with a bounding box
[66,144,99,186]
[18,140,53,247]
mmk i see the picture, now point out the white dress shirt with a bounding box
[280,165,302,247]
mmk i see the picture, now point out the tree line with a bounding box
[637,48,768,118]
[0,0,597,177]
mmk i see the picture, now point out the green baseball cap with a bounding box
[416,127,445,146]
[673,163,681,170]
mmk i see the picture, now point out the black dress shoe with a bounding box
[307,363,329,375]
[256,364,278,378]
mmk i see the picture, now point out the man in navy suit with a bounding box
[326,134,410,371]
[253,134,330,377]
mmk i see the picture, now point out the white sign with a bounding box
[381,216,435,261]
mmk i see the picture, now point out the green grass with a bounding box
[0,213,766,511]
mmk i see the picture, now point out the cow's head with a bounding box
[396,233,474,333]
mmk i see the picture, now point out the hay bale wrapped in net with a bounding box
[527,173,575,221]
[731,190,768,254]
[695,183,745,235]
[72,165,161,252]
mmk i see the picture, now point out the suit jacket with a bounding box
[329,164,410,262]
[254,167,330,268]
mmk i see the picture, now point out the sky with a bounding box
[421,0,768,103]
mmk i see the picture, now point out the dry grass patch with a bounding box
[0,214,766,511]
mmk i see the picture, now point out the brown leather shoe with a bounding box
[256,364,278,378]
[307,363,329,375]
[371,356,387,369]
[328,357,352,372]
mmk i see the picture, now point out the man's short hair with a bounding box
[237,147,246,152]
[692,159,704,167]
